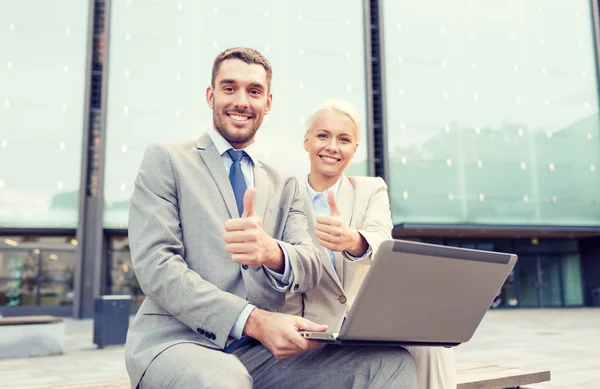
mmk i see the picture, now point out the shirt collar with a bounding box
[305,175,343,202]
[208,128,257,164]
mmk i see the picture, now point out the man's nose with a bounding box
[234,91,249,108]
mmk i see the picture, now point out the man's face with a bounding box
[206,59,272,149]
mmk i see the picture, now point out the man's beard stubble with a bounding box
[213,110,261,148]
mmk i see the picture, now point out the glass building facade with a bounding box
[1,0,599,317]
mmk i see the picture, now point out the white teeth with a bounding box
[230,114,249,122]
[321,156,338,163]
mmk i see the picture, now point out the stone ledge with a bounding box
[0,320,65,359]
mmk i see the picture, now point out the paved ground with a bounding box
[2,308,599,389]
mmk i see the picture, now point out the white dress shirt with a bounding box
[208,129,291,339]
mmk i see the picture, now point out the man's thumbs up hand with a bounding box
[223,187,284,272]
[241,187,256,218]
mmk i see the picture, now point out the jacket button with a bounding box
[294,284,299,291]
[242,264,249,270]
[338,295,347,304]
[197,328,205,335]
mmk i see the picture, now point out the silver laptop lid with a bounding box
[340,239,517,344]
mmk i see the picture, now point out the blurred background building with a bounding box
[1,0,599,318]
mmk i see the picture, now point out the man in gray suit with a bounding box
[125,47,417,389]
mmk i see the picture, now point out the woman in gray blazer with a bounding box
[286,99,457,389]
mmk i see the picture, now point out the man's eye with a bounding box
[250,89,261,95]
[224,87,234,92]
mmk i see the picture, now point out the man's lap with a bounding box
[141,341,417,389]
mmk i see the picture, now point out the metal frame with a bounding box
[372,0,390,184]
[363,0,376,177]
[591,0,600,102]
[0,228,77,236]
[73,0,97,320]
[74,0,111,318]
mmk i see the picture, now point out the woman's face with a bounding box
[304,110,359,180]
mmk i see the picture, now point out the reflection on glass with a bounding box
[540,256,562,307]
[0,250,38,307]
[0,1,89,227]
[517,256,540,307]
[0,236,76,306]
[492,270,518,308]
[103,0,369,228]
[562,254,584,306]
[383,0,600,225]
[108,236,144,304]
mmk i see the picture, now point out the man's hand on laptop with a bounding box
[243,308,328,360]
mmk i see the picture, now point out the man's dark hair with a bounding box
[211,47,272,90]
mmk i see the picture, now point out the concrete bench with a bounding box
[0,315,65,358]
[457,363,551,388]
[45,363,550,389]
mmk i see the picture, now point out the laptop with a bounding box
[300,239,517,347]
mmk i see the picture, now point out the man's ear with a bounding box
[206,86,214,109]
[265,92,273,114]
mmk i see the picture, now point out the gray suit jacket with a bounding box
[124,133,323,388]
[285,176,393,332]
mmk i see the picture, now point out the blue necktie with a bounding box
[223,148,252,353]
[226,149,248,216]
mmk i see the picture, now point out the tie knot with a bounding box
[226,149,245,162]
[314,192,328,204]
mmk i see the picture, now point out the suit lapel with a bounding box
[253,161,269,220]
[196,134,239,218]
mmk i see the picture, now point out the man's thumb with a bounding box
[241,187,256,217]
[328,190,341,217]
[298,318,329,333]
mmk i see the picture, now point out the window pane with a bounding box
[103,0,369,228]
[563,254,584,306]
[0,250,38,307]
[0,236,77,306]
[383,0,600,225]
[0,1,89,227]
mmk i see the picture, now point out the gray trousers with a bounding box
[140,341,418,389]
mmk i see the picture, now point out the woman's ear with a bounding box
[303,136,309,151]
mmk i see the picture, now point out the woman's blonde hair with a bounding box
[304,99,361,143]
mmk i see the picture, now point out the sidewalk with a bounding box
[2,308,600,389]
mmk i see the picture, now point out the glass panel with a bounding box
[0,236,77,306]
[493,269,519,308]
[383,0,600,225]
[39,281,73,306]
[517,256,539,307]
[540,256,562,307]
[0,250,38,307]
[108,236,144,304]
[562,254,584,305]
[103,0,370,228]
[0,1,89,227]
[40,250,76,306]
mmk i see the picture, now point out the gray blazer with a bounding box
[124,133,323,388]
